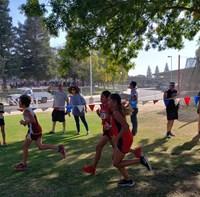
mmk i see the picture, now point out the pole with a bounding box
[171,57,172,82]
[178,55,180,97]
[89,50,94,104]
[167,56,173,82]
[90,50,92,97]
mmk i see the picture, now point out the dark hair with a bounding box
[110,93,131,116]
[19,94,31,107]
[110,93,129,116]
[130,81,137,87]
[102,90,111,98]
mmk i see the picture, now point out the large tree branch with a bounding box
[165,6,200,15]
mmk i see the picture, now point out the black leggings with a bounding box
[74,115,89,133]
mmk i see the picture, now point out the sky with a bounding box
[9,0,199,76]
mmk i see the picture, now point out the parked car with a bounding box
[111,90,130,101]
[6,87,53,105]
[159,84,170,92]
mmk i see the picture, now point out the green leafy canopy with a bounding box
[21,0,200,68]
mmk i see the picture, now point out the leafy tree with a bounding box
[15,16,57,81]
[146,65,152,78]
[58,48,128,87]
[164,63,170,72]
[0,0,18,93]
[155,66,160,77]
[21,0,200,70]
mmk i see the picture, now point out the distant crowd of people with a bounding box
[8,80,90,89]
[9,80,68,89]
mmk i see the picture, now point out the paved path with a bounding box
[3,88,164,115]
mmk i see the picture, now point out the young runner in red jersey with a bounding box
[83,91,115,174]
[14,95,67,171]
[108,93,151,187]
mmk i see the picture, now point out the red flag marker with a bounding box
[89,104,95,111]
[184,97,190,106]
[153,100,159,104]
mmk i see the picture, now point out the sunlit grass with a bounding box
[0,105,200,197]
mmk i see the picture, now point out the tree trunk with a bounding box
[2,77,8,96]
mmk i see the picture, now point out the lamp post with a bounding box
[168,56,173,82]
[89,50,94,104]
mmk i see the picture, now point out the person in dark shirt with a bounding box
[163,82,179,138]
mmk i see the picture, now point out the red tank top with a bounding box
[111,111,131,136]
[99,104,111,125]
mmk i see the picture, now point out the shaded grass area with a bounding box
[0,107,200,197]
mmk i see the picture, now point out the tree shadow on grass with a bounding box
[139,137,169,154]
[155,106,198,124]
[0,130,200,197]
[171,135,200,155]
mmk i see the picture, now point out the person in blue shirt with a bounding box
[68,86,89,135]
[129,81,138,136]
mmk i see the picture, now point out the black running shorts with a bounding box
[52,110,65,122]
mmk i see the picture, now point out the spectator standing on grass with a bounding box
[14,95,66,171]
[47,83,69,134]
[0,103,6,146]
[163,82,179,138]
[129,81,138,136]
[68,85,89,135]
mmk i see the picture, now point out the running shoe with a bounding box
[58,145,67,158]
[140,155,152,171]
[165,132,171,138]
[0,143,7,147]
[48,131,55,134]
[169,131,175,137]
[118,179,136,187]
[83,165,96,175]
[14,163,28,171]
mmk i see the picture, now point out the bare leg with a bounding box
[36,137,58,150]
[108,137,115,149]
[0,125,6,144]
[62,121,66,131]
[112,147,140,180]
[167,120,174,132]
[112,147,129,180]
[91,135,110,168]
[22,138,32,164]
[52,122,56,132]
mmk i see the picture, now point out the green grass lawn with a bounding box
[0,105,200,197]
